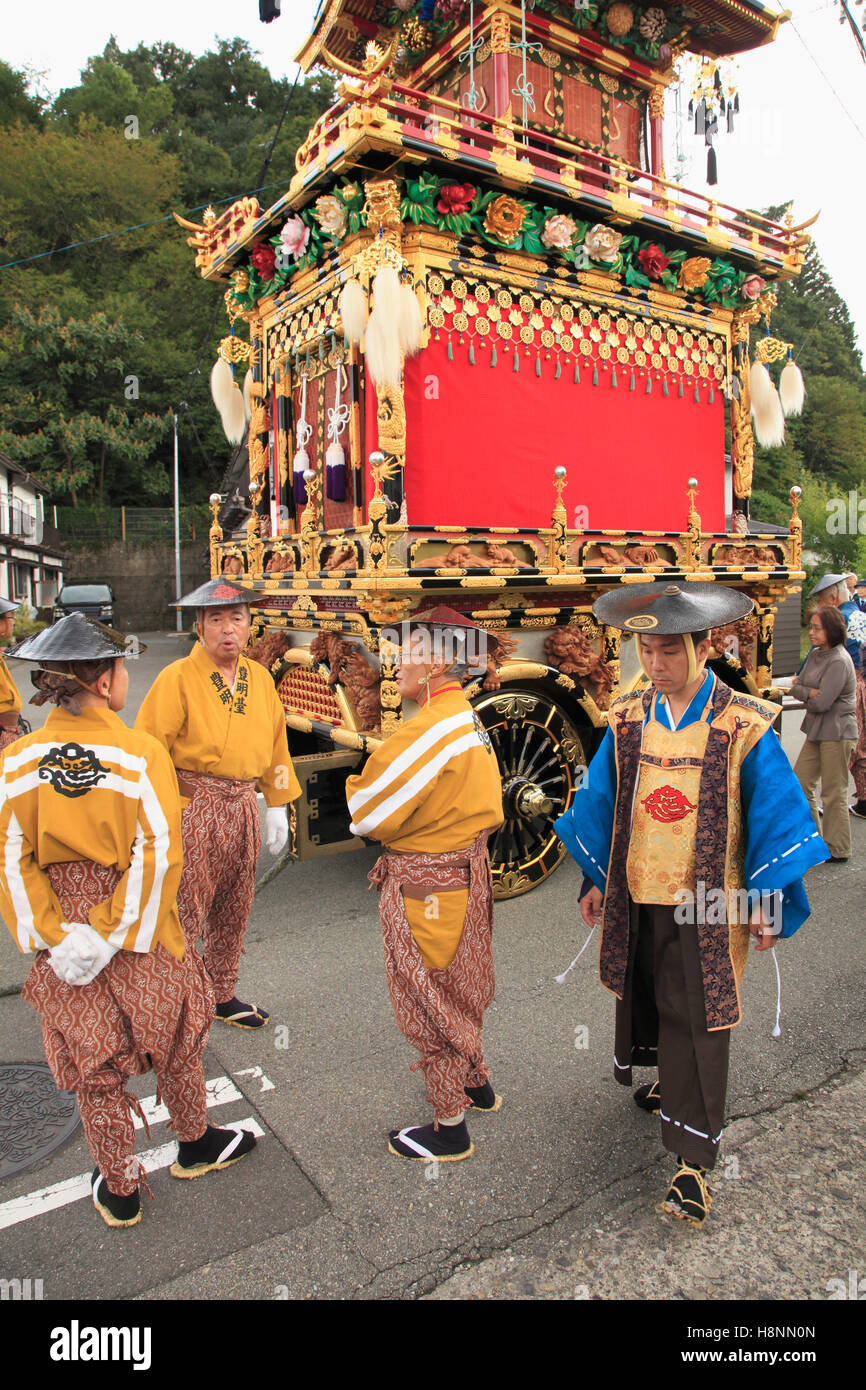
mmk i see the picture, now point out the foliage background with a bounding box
[0,40,333,506]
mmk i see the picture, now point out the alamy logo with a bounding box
[49,1321,152,1370]
[0,1278,43,1300]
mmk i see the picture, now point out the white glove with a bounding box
[48,923,119,987]
[264,806,289,857]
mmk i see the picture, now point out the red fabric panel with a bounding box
[399,337,725,532]
[608,96,641,163]
[563,78,602,146]
[507,56,555,129]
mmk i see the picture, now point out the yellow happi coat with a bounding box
[0,653,22,716]
[346,686,503,968]
[135,642,300,805]
[0,707,185,958]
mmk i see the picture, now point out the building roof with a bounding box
[0,451,49,495]
[297,0,786,72]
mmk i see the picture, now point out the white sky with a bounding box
[4,0,865,358]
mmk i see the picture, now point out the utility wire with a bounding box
[0,176,294,272]
[788,17,866,142]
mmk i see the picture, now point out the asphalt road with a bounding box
[0,636,864,1301]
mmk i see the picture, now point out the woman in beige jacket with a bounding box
[792,605,857,861]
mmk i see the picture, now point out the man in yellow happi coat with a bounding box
[347,607,504,1163]
[136,577,300,1028]
[0,595,26,750]
[0,613,256,1229]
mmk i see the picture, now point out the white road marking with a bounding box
[0,1118,265,1232]
[132,1075,243,1130]
[232,1065,275,1093]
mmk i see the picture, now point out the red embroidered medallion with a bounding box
[641,785,696,822]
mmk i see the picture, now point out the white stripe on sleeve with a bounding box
[347,711,474,818]
[350,731,483,837]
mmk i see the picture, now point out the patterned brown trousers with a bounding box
[22,862,213,1195]
[176,771,260,1004]
[369,833,495,1122]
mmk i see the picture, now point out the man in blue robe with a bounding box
[555,581,827,1225]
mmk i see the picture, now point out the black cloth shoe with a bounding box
[465,1080,502,1112]
[170,1124,257,1179]
[91,1168,141,1228]
[214,997,269,1029]
[658,1158,713,1226]
[850,801,866,819]
[633,1080,661,1114]
[388,1120,474,1162]
[828,856,849,863]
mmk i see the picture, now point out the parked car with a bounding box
[53,583,115,625]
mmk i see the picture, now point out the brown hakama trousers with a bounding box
[175,770,260,1005]
[614,902,731,1170]
[369,833,495,1122]
[22,862,213,1195]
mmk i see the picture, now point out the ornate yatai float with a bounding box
[178,0,812,897]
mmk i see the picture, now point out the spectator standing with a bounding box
[792,605,857,862]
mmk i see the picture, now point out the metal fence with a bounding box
[53,506,210,544]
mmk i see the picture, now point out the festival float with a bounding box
[177,0,814,897]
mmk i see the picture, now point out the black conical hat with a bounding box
[8,612,141,662]
[593,581,754,635]
[172,577,258,609]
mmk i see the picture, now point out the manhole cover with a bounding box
[0,1063,80,1180]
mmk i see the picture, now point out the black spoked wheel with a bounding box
[471,687,592,900]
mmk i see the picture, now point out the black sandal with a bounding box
[658,1158,713,1226]
[388,1121,474,1162]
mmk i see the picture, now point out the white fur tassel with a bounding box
[242,369,253,424]
[752,380,786,449]
[779,359,805,417]
[210,358,235,416]
[364,307,403,389]
[397,282,425,356]
[339,278,369,345]
[372,265,402,326]
[748,359,773,414]
[223,384,247,446]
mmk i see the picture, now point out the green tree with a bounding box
[751,212,866,543]
[0,305,170,504]
[0,60,45,127]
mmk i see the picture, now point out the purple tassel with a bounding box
[694,99,705,135]
[326,465,346,502]
[293,467,307,504]
[727,105,735,133]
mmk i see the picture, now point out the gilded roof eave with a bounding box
[296,0,788,73]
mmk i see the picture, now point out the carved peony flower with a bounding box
[637,243,670,279]
[314,195,347,238]
[250,243,276,279]
[435,0,466,18]
[584,223,623,263]
[678,256,712,291]
[541,214,578,250]
[741,273,766,301]
[484,194,528,244]
[279,215,311,260]
[437,182,476,216]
